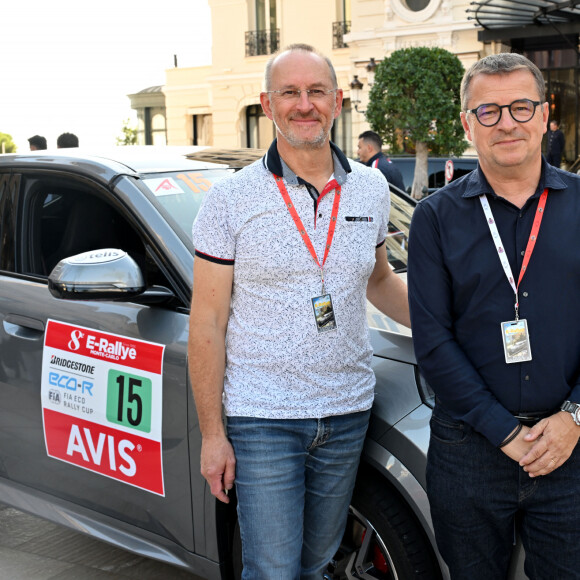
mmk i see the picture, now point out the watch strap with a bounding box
[561,400,577,413]
[561,400,580,426]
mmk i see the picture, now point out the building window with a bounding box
[137,107,166,146]
[391,0,440,22]
[336,0,350,21]
[332,20,351,49]
[331,98,352,157]
[246,29,280,56]
[151,112,167,145]
[192,114,212,146]
[246,105,274,148]
[404,0,430,11]
[333,0,351,49]
[246,0,279,56]
[255,0,277,31]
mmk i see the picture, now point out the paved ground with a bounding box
[0,504,203,580]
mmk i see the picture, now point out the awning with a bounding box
[467,0,580,30]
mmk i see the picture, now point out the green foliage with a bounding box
[0,132,17,153]
[116,119,138,146]
[366,47,467,156]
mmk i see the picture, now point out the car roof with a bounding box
[185,147,265,167]
[0,146,231,186]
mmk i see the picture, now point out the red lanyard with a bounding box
[480,188,548,318]
[274,174,341,290]
[517,189,548,289]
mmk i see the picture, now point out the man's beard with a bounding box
[273,113,335,150]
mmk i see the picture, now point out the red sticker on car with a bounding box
[41,320,165,495]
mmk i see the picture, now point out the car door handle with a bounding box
[3,314,45,340]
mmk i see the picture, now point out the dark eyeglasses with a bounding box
[467,99,542,127]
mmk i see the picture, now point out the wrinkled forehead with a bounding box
[270,50,335,88]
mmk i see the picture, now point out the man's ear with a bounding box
[542,102,549,135]
[460,112,473,142]
[260,92,274,121]
[334,89,344,119]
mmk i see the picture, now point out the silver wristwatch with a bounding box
[560,401,580,426]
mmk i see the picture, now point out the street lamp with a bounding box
[350,58,378,114]
[366,57,378,85]
[349,75,364,113]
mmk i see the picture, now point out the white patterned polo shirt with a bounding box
[192,140,390,419]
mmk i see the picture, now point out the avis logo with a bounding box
[66,425,137,477]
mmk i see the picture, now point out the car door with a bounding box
[0,168,195,552]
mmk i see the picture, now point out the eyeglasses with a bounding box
[266,88,337,102]
[467,99,542,127]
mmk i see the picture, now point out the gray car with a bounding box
[0,147,524,579]
[388,156,479,195]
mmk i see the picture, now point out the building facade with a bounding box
[129,0,580,163]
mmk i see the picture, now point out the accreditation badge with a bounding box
[312,294,337,334]
[501,319,532,364]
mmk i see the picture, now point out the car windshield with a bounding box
[385,193,413,273]
[141,169,413,273]
[140,168,235,239]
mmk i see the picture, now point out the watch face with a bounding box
[574,408,580,425]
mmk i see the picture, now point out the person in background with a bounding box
[357,130,406,192]
[408,52,580,579]
[546,119,565,167]
[189,43,410,579]
[28,135,47,151]
[57,132,79,148]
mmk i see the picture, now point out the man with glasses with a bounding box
[408,53,580,578]
[189,43,410,579]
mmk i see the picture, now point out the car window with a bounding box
[385,193,413,273]
[140,169,234,241]
[39,191,143,276]
[390,157,478,193]
[0,173,20,272]
[430,167,477,190]
[11,174,175,297]
[38,191,135,273]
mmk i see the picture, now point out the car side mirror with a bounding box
[48,249,146,301]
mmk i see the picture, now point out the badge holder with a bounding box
[501,318,532,364]
[312,293,337,333]
[311,272,337,334]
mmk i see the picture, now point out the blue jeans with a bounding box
[427,403,580,580]
[227,410,371,580]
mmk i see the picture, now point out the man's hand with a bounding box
[518,412,580,477]
[201,434,236,504]
[500,424,533,462]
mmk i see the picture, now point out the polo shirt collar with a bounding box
[461,156,568,200]
[366,152,382,166]
[263,138,351,186]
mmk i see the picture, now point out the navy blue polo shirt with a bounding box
[408,159,580,447]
